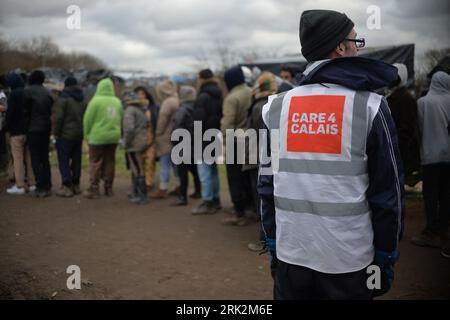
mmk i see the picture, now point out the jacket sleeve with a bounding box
[5,91,17,132]
[220,95,237,134]
[83,101,96,140]
[417,99,424,138]
[172,108,185,133]
[193,93,209,125]
[220,95,238,147]
[257,142,276,239]
[257,99,276,240]
[23,88,32,131]
[53,98,65,138]
[366,99,405,253]
[155,100,174,137]
[122,108,135,148]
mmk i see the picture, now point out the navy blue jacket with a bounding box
[257,57,405,253]
[5,73,26,136]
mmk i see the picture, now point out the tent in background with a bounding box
[241,43,415,86]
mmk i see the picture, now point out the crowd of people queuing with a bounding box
[0,65,294,249]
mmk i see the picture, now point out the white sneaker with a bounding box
[6,185,26,195]
[28,185,37,192]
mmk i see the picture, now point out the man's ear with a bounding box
[336,43,345,55]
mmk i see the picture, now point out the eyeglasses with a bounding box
[344,38,365,48]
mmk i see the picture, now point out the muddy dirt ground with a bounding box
[0,169,449,300]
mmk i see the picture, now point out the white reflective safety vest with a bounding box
[262,83,384,274]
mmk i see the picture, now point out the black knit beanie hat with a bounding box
[28,70,45,85]
[64,76,78,87]
[300,10,354,62]
[199,69,214,80]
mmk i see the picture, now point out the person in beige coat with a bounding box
[150,79,180,199]
[220,66,253,226]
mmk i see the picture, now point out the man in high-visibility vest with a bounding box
[258,9,405,299]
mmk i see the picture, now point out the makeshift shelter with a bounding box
[241,43,415,86]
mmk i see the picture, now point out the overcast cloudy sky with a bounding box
[1,0,449,75]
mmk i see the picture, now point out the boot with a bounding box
[127,175,138,200]
[83,186,100,199]
[192,201,218,215]
[72,184,82,195]
[128,175,139,203]
[213,198,222,210]
[221,215,248,227]
[189,191,202,199]
[171,196,187,206]
[56,185,74,198]
[131,176,148,205]
[104,185,114,197]
[150,188,168,199]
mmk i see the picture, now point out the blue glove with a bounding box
[265,238,276,256]
[374,250,398,289]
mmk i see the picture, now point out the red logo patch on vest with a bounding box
[287,95,345,154]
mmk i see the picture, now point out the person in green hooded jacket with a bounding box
[83,78,123,199]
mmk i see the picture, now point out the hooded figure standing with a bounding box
[220,66,253,226]
[386,63,420,184]
[150,80,180,199]
[258,10,404,299]
[122,91,150,205]
[5,73,36,195]
[53,77,85,198]
[191,69,223,215]
[83,78,123,199]
[411,71,450,258]
[23,70,54,197]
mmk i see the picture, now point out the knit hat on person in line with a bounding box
[300,9,354,62]
[28,70,46,85]
[122,91,148,107]
[199,69,214,80]
[179,85,197,103]
[252,72,277,100]
[64,76,78,87]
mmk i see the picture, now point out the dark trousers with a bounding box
[274,260,373,300]
[177,163,201,201]
[226,163,251,216]
[88,144,117,189]
[422,164,450,237]
[56,138,82,187]
[126,151,144,177]
[27,132,52,191]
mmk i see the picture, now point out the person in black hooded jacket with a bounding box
[23,70,54,197]
[53,76,85,197]
[191,69,224,215]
